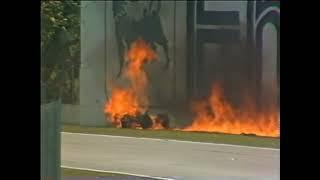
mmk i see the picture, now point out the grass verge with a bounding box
[62,124,279,149]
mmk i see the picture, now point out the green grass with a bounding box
[62,167,120,176]
[62,124,280,149]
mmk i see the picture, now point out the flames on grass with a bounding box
[181,84,279,137]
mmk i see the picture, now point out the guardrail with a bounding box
[41,100,62,180]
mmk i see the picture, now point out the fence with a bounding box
[41,100,62,180]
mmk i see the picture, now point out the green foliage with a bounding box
[41,1,80,104]
[41,1,80,49]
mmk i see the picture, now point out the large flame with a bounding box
[104,38,157,126]
[125,38,157,107]
[182,84,280,137]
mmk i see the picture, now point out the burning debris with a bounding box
[152,113,170,129]
[113,111,170,130]
[119,114,141,129]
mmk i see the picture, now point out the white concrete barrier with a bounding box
[61,104,109,127]
[61,104,80,125]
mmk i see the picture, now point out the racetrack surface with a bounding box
[61,132,279,180]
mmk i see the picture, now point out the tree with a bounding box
[41,1,80,103]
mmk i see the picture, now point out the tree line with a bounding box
[41,1,80,104]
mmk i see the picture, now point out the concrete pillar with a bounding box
[80,1,107,126]
[261,23,278,111]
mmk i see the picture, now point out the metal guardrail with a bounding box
[41,100,62,180]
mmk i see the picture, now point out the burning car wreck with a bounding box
[111,111,170,129]
[104,37,171,131]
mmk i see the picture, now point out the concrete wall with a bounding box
[105,1,187,107]
[79,1,279,126]
[80,1,188,126]
[194,1,250,99]
[193,1,279,110]
[61,104,80,124]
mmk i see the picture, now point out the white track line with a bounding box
[61,132,279,151]
[61,165,175,180]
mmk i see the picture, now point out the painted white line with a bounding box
[61,132,280,151]
[61,165,175,180]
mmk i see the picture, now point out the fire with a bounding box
[150,114,168,130]
[125,38,157,106]
[104,38,158,127]
[104,38,279,137]
[104,87,142,127]
[182,84,280,137]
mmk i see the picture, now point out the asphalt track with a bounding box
[61,132,280,180]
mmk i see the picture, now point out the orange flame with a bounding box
[150,115,165,130]
[182,84,280,137]
[104,87,141,127]
[125,38,157,106]
[104,38,157,126]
